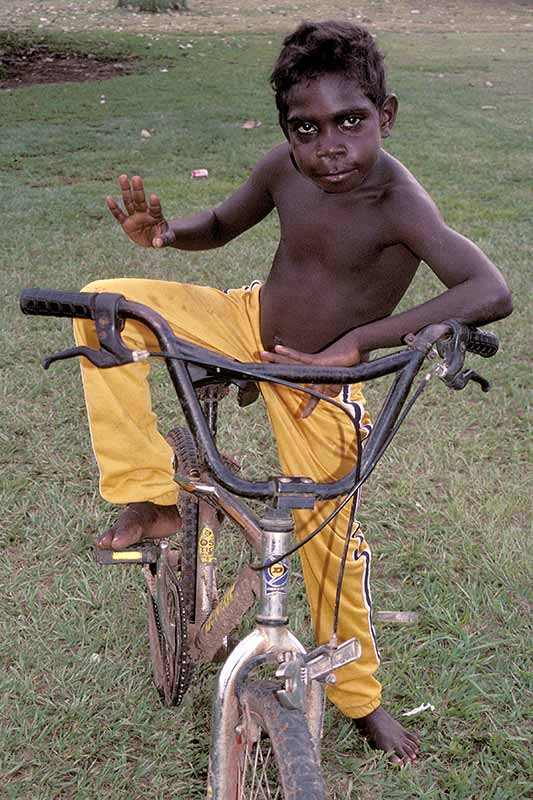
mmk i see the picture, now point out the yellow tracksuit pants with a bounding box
[74,278,381,718]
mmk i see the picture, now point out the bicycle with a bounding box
[20,287,499,799]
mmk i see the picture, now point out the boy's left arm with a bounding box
[265,188,512,370]
[366,186,513,345]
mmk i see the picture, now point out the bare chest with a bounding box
[274,184,388,270]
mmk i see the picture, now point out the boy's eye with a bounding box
[295,122,317,135]
[341,115,362,129]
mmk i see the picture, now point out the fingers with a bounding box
[299,396,319,419]
[260,346,318,366]
[148,193,164,223]
[115,174,152,216]
[118,173,136,215]
[322,383,343,398]
[106,195,127,224]
[131,175,148,212]
[299,384,342,418]
[273,345,319,364]
[262,344,354,367]
[260,349,299,365]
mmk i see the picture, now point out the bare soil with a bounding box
[0,43,139,89]
[0,0,531,38]
[0,0,530,89]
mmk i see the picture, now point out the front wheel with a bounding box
[226,680,326,800]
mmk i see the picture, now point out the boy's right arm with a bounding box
[107,155,276,251]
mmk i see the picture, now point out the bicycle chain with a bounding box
[145,566,192,706]
[149,589,172,689]
[167,574,193,705]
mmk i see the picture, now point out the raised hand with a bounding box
[106,174,176,249]
[261,341,361,419]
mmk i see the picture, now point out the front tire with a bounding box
[227,680,326,800]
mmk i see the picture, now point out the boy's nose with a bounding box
[316,137,347,159]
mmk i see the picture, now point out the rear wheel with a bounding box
[166,426,200,620]
[145,561,192,706]
[227,680,326,800]
[143,426,199,706]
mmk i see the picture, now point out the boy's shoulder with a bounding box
[378,152,429,198]
[378,151,443,223]
[251,143,292,186]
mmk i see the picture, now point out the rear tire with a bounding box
[146,563,192,706]
[227,680,326,800]
[166,426,200,620]
[143,426,199,706]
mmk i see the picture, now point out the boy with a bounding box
[74,20,512,763]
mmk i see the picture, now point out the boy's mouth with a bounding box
[316,168,358,185]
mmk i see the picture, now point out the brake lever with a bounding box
[42,344,149,370]
[446,368,491,393]
[42,292,150,370]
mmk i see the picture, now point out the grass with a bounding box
[1,4,532,799]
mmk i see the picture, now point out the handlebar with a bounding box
[20,287,500,504]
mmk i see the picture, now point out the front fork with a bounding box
[207,509,361,799]
[208,511,317,798]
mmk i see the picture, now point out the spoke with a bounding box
[257,744,273,799]
[238,736,281,800]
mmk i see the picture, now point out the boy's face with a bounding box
[285,72,397,194]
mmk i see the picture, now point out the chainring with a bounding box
[145,563,193,706]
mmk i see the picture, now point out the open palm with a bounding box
[106,174,174,248]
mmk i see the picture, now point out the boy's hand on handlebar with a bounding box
[106,175,176,249]
[261,342,362,419]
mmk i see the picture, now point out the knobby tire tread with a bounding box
[146,568,192,706]
[238,680,327,800]
[166,426,200,620]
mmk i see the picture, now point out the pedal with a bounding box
[95,543,162,565]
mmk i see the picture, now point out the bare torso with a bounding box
[110,139,510,360]
[257,145,420,351]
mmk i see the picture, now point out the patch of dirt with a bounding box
[0,43,139,89]
[0,0,531,38]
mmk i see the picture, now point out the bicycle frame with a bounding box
[19,288,499,799]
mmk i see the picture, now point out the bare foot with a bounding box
[354,706,419,764]
[96,502,181,550]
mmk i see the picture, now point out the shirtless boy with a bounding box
[75,20,512,764]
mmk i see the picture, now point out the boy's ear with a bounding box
[379,94,398,138]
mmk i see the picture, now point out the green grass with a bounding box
[1,8,532,800]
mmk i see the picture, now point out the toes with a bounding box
[389,749,416,766]
[110,526,141,550]
[96,529,115,549]
[387,752,403,766]
[400,740,419,762]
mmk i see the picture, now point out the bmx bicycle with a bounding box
[20,287,499,799]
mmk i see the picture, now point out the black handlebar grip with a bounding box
[466,328,499,358]
[20,288,97,320]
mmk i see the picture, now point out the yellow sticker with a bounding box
[203,583,235,634]
[112,551,142,561]
[199,526,216,563]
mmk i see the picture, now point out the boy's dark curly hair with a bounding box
[271,20,387,133]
